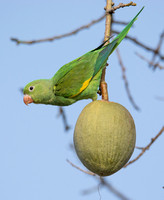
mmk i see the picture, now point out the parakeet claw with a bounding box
[23,94,33,105]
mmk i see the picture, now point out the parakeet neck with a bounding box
[34,79,76,106]
[33,79,55,105]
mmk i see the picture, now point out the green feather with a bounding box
[23,7,144,106]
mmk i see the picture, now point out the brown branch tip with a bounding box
[66,159,96,176]
[124,126,164,167]
[106,2,136,14]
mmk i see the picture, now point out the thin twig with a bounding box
[100,177,130,200]
[135,146,144,150]
[149,31,164,68]
[112,30,164,60]
[136,52,164,70]
[155,96,164,101]
[116,48,140,110]
[105,1,136,14]
[112,19,129,26]
[19,87,24,95]
[58,107,71,131]
[82,186,100,195]
[82,177,130,200]
[11,2,136,45]
[66,159,96,176]
[124,126,164,167]
[11,15,105,45]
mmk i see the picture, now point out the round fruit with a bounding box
[74,100,136,176]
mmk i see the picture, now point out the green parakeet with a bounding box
[23,7,143,106]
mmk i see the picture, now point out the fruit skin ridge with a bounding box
[74,100,136,176]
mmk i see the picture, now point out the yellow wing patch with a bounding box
[70,77,92,98]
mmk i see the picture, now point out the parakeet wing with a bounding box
[53,7,144,98]
[53,52,99,98]
[53,39,118,98]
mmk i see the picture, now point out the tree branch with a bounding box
[66,159,96,176]
[101,1,136,101]
[155,96,164,101]
[116,48,140,110]
[11,2,136,46]
[124,126,164,167]
[112,19,129,26]
[100,0,113,101]
[58,107,71,131]
[112,30,164,60]
[100,177,130,200]
[105,1,136,14]
[11,14,105,45]
[149,31,164,67]
[136,52,164,70]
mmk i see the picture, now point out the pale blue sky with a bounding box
[1,1,164,200]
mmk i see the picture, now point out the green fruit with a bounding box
[74,100,136,176]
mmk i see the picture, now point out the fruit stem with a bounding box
[101,0,112,101]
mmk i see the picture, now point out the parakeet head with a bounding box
[23,79,54,105]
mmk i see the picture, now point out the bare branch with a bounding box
[11,1,136,46]
[116,48,140,110]
[82,186,99,195]
[124,126,164,167]
[101,0,136,100]
[105,1,136,14]
[19,87,24,95]
[112,30,164,60]
[82,177,130,200]
[135,146,144,150]
[100,0,113,101]
[100,177,130,200]
[149,31,164,67]
[11,14,105,45]
[58,107,71,131]
[155,96,164,101]
[112,19,129,26]
[66,159,96,176]
[136,52,164,70]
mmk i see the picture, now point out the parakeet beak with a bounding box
[23,94,33,105]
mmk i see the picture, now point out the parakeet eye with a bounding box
[29,86,35,92]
